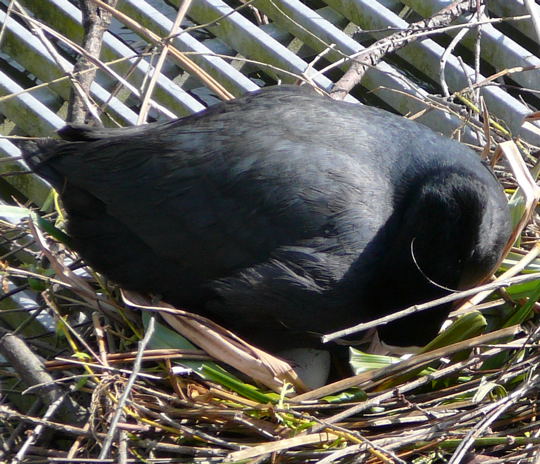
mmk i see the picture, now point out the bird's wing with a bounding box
[39,120,383,282]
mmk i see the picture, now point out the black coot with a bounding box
[22,85,511,350]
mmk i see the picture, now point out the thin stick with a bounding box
[137,0,193,124]
[98,315,156,458]
[13,387,77,464]
[440,27,469,98]
[322,272,540,343]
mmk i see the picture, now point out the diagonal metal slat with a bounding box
[170,0,341,93]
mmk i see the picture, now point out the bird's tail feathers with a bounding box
[16,137,66,188]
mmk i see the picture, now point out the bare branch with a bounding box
[68,0,118,124]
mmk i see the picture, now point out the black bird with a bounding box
[22,85,511,351]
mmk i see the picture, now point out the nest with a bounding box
[1,0,540,462]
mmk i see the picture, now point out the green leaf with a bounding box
[20,264,55,291]
[420,310,487,354]
[504,279,540,299]
[142,314,277,403]
[34,214,72,246]
[0,204,72,246]
[472,378,507,403]
[349,347,400,375]
[142,311,198,351]
[504,280,540,327]
[199,363,278,404]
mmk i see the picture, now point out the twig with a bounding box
[42,357,163,379]
[0,331,84,423]
[98,315,155,459]
[89,0,234,101]
[130,400,243,450]
[440,27,469,98]
[92,312,110,368]
[0,0,16,48]
[68,0,118,124]
[66,421,91,461]
[473,3,484,100]
[45,348,209,369]
[322,272,540,343]
[137,0,193,124]
[11,9,178,120]
[118,429,128,464]
[300,416,406,464]
[0,400,41,460]
[448,370,540,463]
[314,12,534,82]
[225,432,340,462]
[0,406,227,456]
[11,0,100,123]
[12,387,77,464]
[306,343,504,430]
